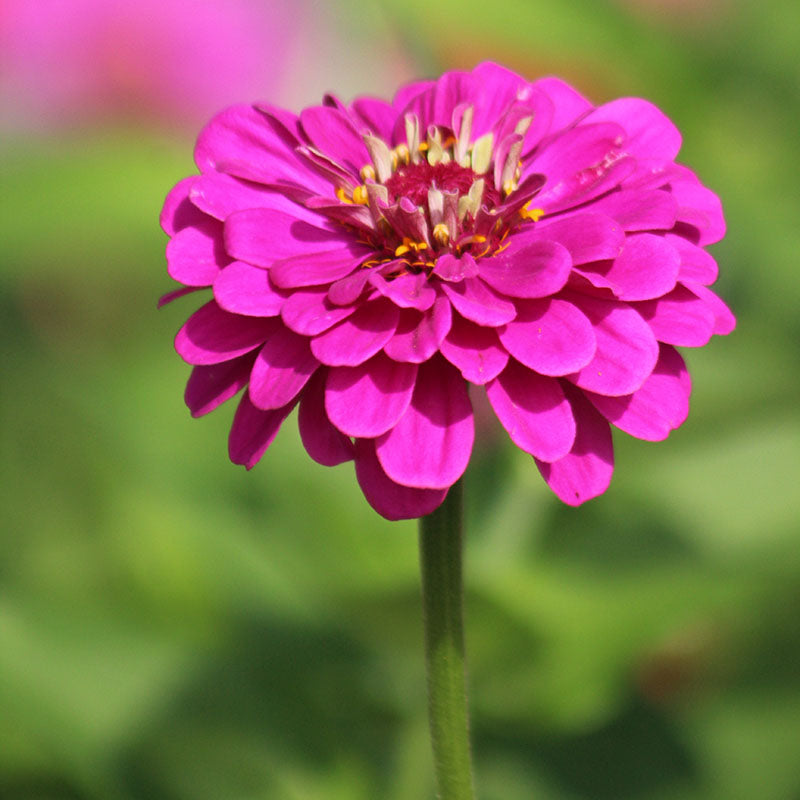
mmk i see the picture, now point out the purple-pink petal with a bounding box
[351,97,397,142]
[486,361,576,462]
[587,98,682,161]
[280,287,357,335]
[223,208,341,267]
[228,390,297,469]
[670,179,726,246]
[498,298,596,376]
[166,218,227,286]
[681,283,736,336]
[439,314,509,384]
[668,234,719,285]
[175,301,279,365]
[376,357,474,490]
[327,270,373,306]
[248,326,319,410]
[298,370,354,466]
[269,247,371,289]
[566,294,659,396]
[433,253,480,283]
[479,240,571,298]
[383,297,452,364]
[439,277,517,327]
[577,233,680,301]
[370,270,437,310]
[213,261,287,317]
[525,213,624,265]
[326,353,418,438]
[530,76,592,134]
[589,188,678,232]
[299,106,369,176]
[184,352,256,418]
[535,388,614,506]
[354,438,448,521]
[587,345,690,441]
[633,284,716,346]
[311,297,400,366]
[160,176,205,235]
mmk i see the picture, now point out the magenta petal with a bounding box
[175,301,279,365]
[439,315,509,384]
[224,208,341,267]
[383,298,452,364]
[376,357,474,490]
[498,298,596,376]
[566,294,659,396]
[486,361,576,461]
[681,283,736,336]
[213,261,287,317]
[589,189,677,232]
[184,352,256,418]
[195,104,329,193]
[281,288,357,335]
[587,345,690,441]
[670,180,726,246]
[633,284,716,346]
[298,369,354,466]
[354,439,447,521]
[326,353,418,437]
[668,234,719,285]
[439,278,517,327]
[588,98,682,160]
[166,218,227,286]
[433,253,480,283]
[270,247,370,289]
[526,213,624,265]
[311,298,400,366]
[327,270,372,305]
[228,390,296,469]
[351,97,397,142]
[370,271,437,310]
[530,76,592,134]
[579,233,680,301]
[479,240,571,298]
[536,388,614,506]
[158,286,204,308]
[299,106,369,175]
[249,326,319,410]
[161,177,205,235]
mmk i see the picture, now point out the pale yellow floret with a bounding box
[519,203,545,221]
[432,223,450,246]
[360,164,376,182]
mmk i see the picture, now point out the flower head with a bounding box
[161,62,734,520]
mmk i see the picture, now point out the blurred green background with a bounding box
[1,0,798,798]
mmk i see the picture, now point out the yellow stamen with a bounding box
[519,204,545,222]
[432,223,450,246]
[394,144,410,165]
[360,164,376,182]
[418,141,429,152]
[336,186,353,204]
[352,185,369,205]
[395,244,411,256]
[502,178,517,196]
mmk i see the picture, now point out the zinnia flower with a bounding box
[161,61,734,520]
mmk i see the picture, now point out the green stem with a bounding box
[418,480,476,800]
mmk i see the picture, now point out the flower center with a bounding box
[384,160,501,208]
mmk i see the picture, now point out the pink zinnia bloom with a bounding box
[161,62,734,520]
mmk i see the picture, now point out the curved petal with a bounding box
[383,297,452,364]
[433,253,480,283]
[376,357,474,489]
[682,282,736,336]
[354,439,447,521]
[299,106,370,176]
[439,277,517,327]
[587,344,690,441]
[161,177,205,235]
[633,284,716,346]
[175,301,279,365]
[670,180,726,246]
[524,212,624,265]
[311,298,400,366]
[369,270,437,310]
[589,189,677,232]
[213,261,287,317]
[184,351,256,418]
[498,298,596,376]
[351,97,398,142]
[668,234,719,285]
[439,314,509,384]
[270,246,371,289]
[530,76,592,135]
[298,369,354,466]
[565,294,659,396]
[535,387,614,505]
[479,240,571,299]
[281,287,357,335]
[228,391,297,469]
[326,353,418,438]
[486,360,576,462]
[248,326,319,410]
[166,218,228,286]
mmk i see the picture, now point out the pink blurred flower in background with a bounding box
[0,0,410,131]
[161,62,734,520]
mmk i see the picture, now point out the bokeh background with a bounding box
[1,0,798,798]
